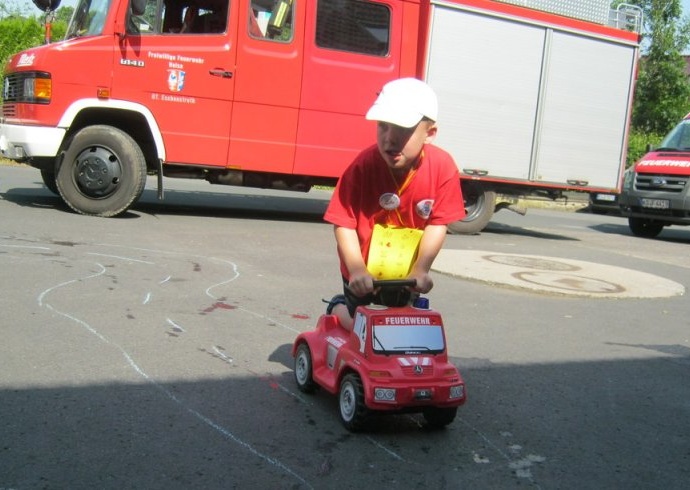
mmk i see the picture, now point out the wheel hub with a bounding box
[74,147,122,197]
[340,386,354,418]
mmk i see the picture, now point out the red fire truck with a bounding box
[1,0,641,233]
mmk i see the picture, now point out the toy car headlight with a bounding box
[374,387,396,401]
[449,385,464,400]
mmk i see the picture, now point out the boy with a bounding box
[324,77,466,330]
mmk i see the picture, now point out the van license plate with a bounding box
[640,198,670,209]
[596,193,616,202]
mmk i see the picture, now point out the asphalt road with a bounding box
[1,165,688,489]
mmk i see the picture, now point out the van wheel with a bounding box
[339,374,368,431]
[628,217,663,238]
[56,125,147,217]
[448,181,495,235]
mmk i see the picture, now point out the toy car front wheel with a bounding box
[339,373,368,431]
[294,343,316,393]
[423,406,458,429]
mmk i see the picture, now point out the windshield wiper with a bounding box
[394,346,431,351]
[373,333,387,352]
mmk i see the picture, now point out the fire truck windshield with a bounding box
[372,324,445,354]
[66,0,112,38]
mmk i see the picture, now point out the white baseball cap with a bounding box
[365,77,438,128]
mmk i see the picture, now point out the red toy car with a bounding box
[292,280,466,431]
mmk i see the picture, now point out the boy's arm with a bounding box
[409,224,448,293]
[334,225,375,296]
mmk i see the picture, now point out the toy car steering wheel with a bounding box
[372,279,417,289]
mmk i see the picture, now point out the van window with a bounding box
[315,0,390,56]
[129,0,229,34]
[248,0,294,42]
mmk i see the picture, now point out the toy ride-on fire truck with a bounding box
[292,280,466,431]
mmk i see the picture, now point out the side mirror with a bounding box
[645,143,653,152]
[131,0,146,16]
[32,0,61,11]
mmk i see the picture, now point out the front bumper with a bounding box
[619,189,690,225]
[0,122,65,161]
[366,381,466,411]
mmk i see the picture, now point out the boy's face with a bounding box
[376,120,437,173]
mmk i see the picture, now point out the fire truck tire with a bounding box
[56,125,147,217]
[339,373,368,431]
[628,217,664,238]
[422,406,458,429]
[447,181,495,235]
[40,169,59,195]
[294,343,317,393]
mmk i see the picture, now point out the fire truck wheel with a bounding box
[448,181,495,235]
[40,169,59,195]
[422,406,458,429]
[294,343,317,393]
[56,125,147,217]
[628,217,664,238]
[339,373,368,431]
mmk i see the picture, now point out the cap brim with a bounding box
[365,105,423,128]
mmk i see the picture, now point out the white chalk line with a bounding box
[199,258,303,335]
[0,243,52,250]
[366,436,404,461]
[93,242,302,337]
[166,318,186,332]
[37,262,313,489]
[456,417,544,487]
[94,244,300,334]
[212,345,232,363]
[87,252,155,264]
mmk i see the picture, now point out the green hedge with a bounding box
[626,129,663,167]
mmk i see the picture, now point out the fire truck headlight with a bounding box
[33,78,52,101]
[374,387,396,402]
[22,75,51,103]
[449,385,464,400]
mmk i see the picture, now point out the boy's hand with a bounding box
[348,271,375,297]
[408,271,434,294]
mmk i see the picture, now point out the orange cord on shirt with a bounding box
[381,150,423,227]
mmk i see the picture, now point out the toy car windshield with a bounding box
[372,324,445,354]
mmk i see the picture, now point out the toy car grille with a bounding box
[401,365,434,377]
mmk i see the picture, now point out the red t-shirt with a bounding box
[324,143,466,278]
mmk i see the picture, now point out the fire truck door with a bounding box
[114,0,239,167]
[295,0,403,178]
[226,0,305,174]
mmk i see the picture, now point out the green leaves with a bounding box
[0,6,71,102]
[624,0,690,135]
